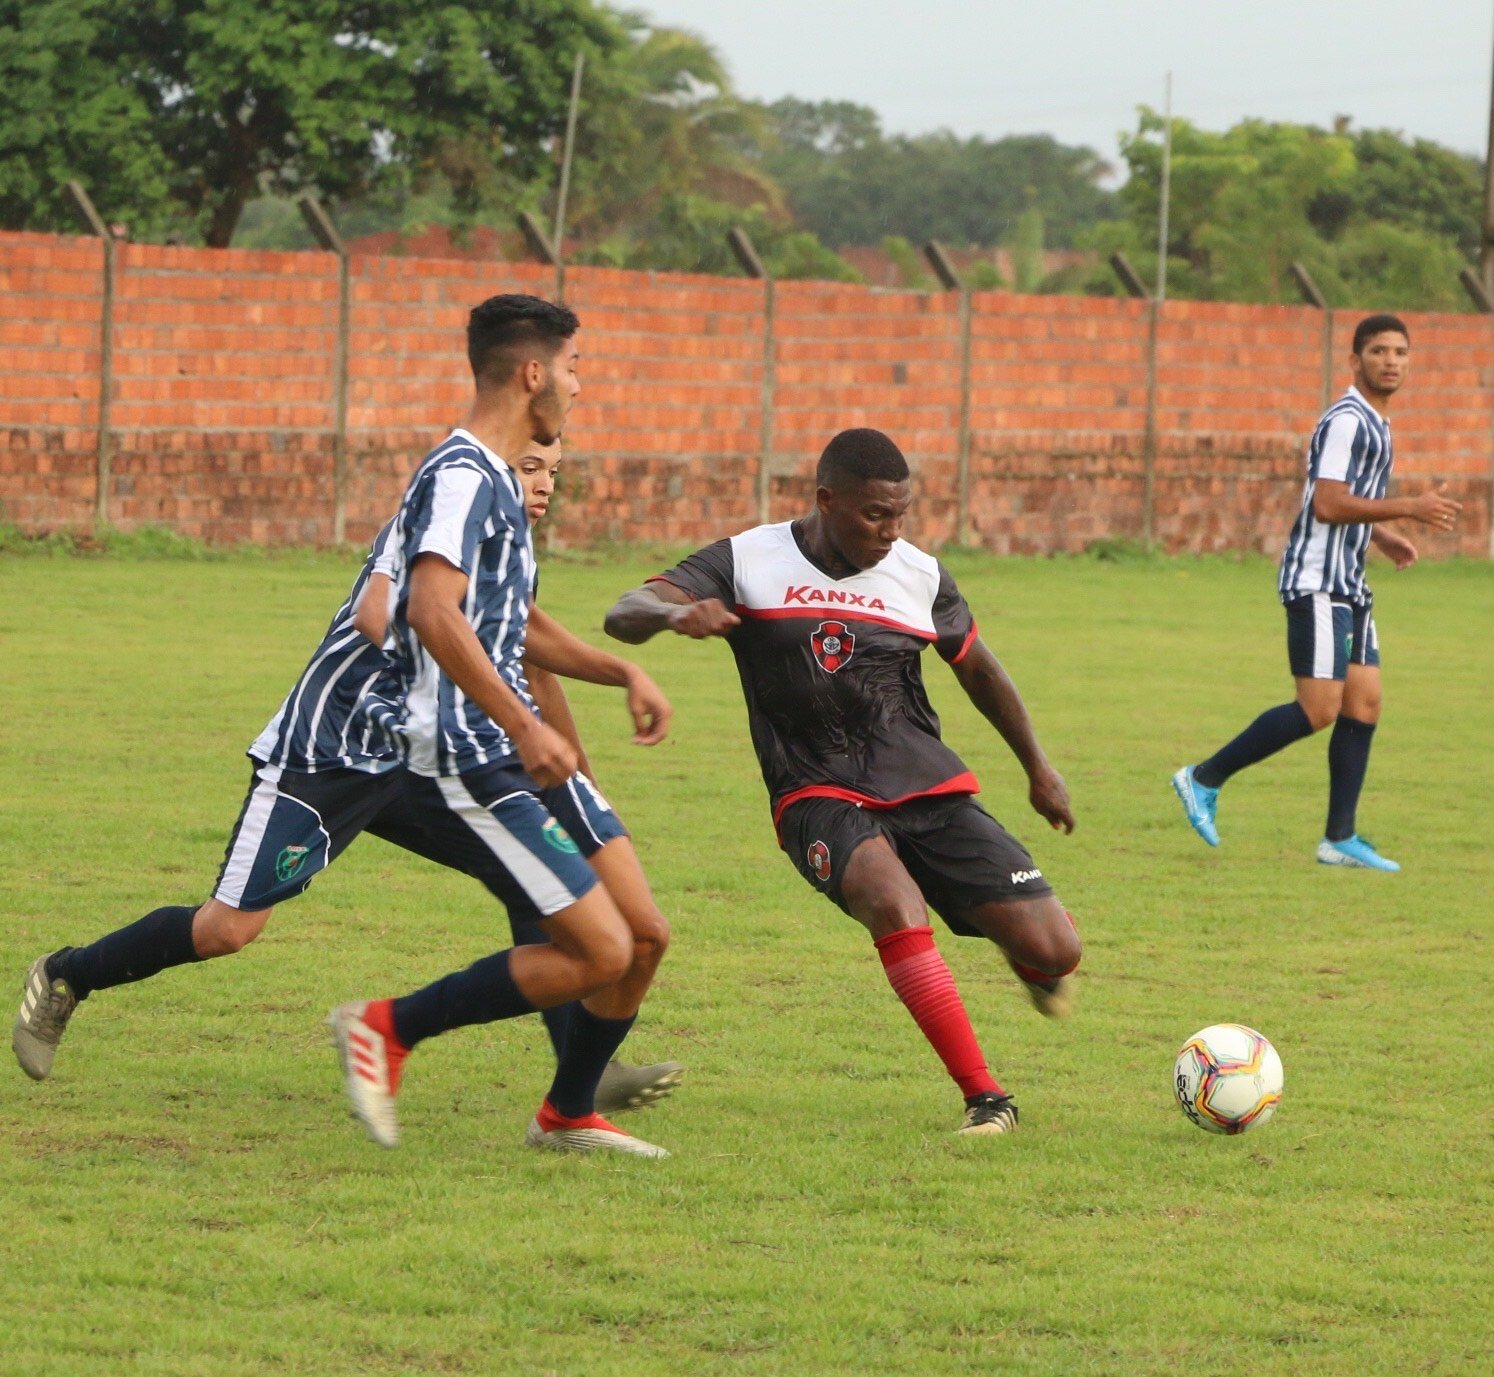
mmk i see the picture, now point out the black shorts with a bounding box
[776,793,1053,937]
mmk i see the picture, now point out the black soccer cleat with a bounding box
[957,1092,1019,1136]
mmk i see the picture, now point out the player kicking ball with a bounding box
[605,428,1082,1136]
[1171,314,1461,870]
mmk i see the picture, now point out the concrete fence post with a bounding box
[1289,261,1335,410]
[298,196,350,545]
[924,241,972,545]
[728,228,776,525]
[65,181,115,527]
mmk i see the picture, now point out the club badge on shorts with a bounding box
[807,839,832,882]
[810,620,855,673]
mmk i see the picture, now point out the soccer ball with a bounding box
[1173,1024,1283,1135]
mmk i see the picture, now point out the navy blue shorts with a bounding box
[1284,593,1379,680]
[776,793,1053,938]
[212,760,626,925]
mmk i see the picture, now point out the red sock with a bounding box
[535,1098,618,1133]
[1011,909,1082,984]
[360,998,410,1095]
[875,925,1000,1099]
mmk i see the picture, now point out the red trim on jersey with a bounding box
[949,622,979,664]
[772,771,980,829]
[737,604,937,640]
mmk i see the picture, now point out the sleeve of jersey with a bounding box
[1315,413,1363,484]
[406,461,494,574]
[650,537,735,605]
[369,518,401,578]
[932,562,978,663]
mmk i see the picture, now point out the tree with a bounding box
[0,1,175,237]
[1083,110,1481,310]
[759,98,1116,250]
[0,0,628,245]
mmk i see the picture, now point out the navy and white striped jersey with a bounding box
[248,520,408,773]
[388,429,539,778]
[1278,386,1394,606]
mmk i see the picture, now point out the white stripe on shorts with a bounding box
[214,763,284,908]
[1311,592,1335,679]
[436,775,580,918]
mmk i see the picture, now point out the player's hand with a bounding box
[513,718,579,788]
[1375,529,1418,570]
[1408,484,1461,531]
[668,598,740,639]
[1028,764,1074,834]
[624,666,673,746]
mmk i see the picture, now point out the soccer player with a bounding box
[1171,314,1461,870]
[326,294,675,1155]
[604,427,1082,1136]
[355,438,683,1114]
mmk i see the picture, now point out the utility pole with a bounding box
[1483,29,1494,292]
[1157,72,1173,302]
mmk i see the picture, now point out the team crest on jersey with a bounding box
[274,845,311,883]
[807,840,832,883]
[542,818,579,855]
[810,620,855,673]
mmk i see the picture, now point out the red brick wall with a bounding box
[3,228,1490,557]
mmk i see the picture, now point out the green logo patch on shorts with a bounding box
[275,845,311,883]
[541,819,579,855]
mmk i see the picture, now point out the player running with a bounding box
[354,437,683,1114]
[1171,314,1461,870]
[325,294,674,1155]
[605,427,1082,1136]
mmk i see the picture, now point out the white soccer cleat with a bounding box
[524,1111,670,1159]
[328,1001,401,1149]
[594,1058,685,1114]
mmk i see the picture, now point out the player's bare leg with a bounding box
[956,894,1082,1019]
[573,837,683,1111]
[840,837,1017,1135]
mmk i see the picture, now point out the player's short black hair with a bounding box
[1352,313,1409,354]
[467,294,579,387]
[815,428,910,489]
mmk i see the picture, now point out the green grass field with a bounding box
[0,548,1488,1376]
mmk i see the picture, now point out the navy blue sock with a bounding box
[1326,715,1376,842]
[546,1005,636,1118]
[1195,702,1315,788]
[51,905,200,1000]
[389,948,537,1050]
[511,916,573,1059]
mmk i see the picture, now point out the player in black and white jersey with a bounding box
[1171,314,1461,870]
[354,438,683,1115]
[326,295,677,1157]
[606,428,1082,1137]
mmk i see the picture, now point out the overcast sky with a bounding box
[637,0,1492,176]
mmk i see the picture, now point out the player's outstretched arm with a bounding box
[604,582,740,644]
[526,605,671,745]
[407,553,577,785]
[1313,478,1460,530]
[950,637,1075,834]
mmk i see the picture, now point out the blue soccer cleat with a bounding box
[1316,835,1400,872]
[1171,765,1220,847]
